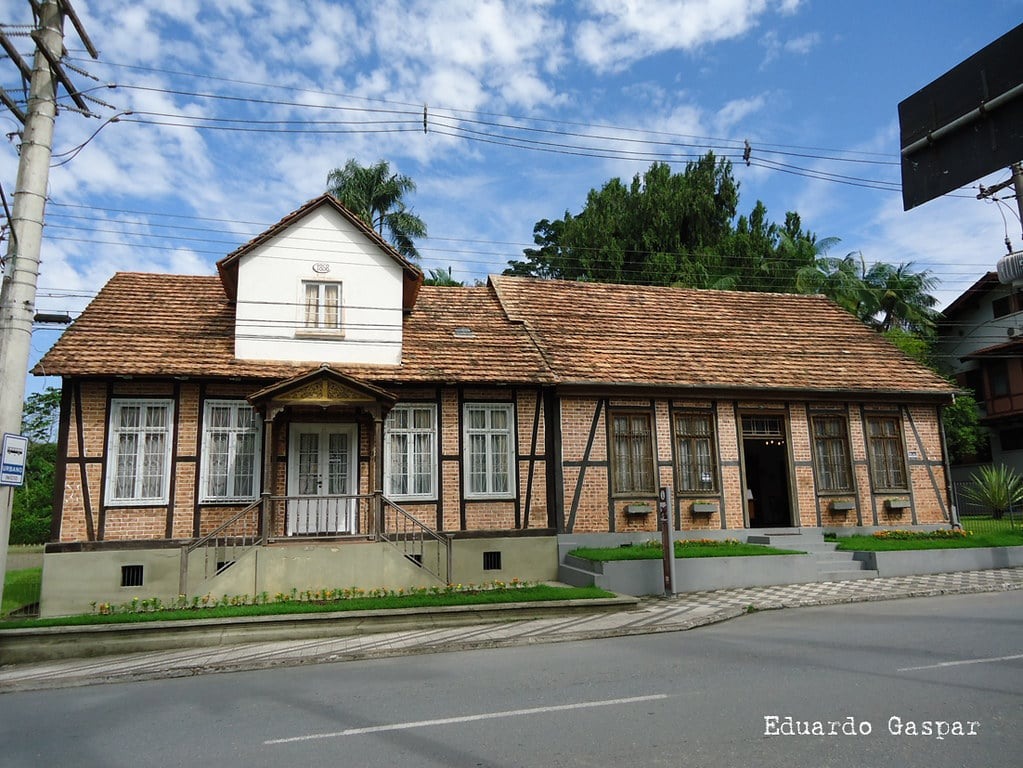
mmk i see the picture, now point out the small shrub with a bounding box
[961,465,1023,520]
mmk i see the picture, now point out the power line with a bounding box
[77,55,902,163]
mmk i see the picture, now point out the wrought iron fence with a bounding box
[951,480,1021,534]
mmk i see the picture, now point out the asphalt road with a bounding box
[1,591,1020,768]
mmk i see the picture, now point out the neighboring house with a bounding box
[35,195,956,616]
[936,271,1023,495]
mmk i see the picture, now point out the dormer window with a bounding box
[302,280,342,334]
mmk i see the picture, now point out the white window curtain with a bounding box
[107,399,174,504]
[464,403,514,498]
[303,281,341,330]
[200,401,261,502]
[384,404,437,498]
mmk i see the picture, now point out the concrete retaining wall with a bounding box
[852,546,1023,577]
[561,553,818,595]
[40,536,559,618]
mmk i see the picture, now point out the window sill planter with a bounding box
[690,502,718,516]
[624,504,653,516]
[829,500,855,514]
[884,498,911,512]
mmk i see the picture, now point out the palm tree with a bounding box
[326,159,427,260]
[797,255,940,335]
[862,261,940,334]
[424,266,463,286]
[796,250,870,315]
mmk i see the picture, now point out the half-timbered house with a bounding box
[34,195,957,615]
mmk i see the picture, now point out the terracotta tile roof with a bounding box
[36,271,954,399]
[35,273,239,379]
[34,273,552,384]
[490,275,955,398]
[399,285,554,383]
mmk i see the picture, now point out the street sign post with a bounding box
[658,486,676,596]
[1,433,28,487]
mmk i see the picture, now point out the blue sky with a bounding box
[2,0,1022,395]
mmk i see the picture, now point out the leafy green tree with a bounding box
[506,155,740,285]
[20,387,61,443]
[505,218,568,279]
[11,443,55,544]
[796,250,869,315]
[942,390,988,464]
[326,159,427,260]
[505,153,828,292]
[11,387,61,545]
[797,254,940,336]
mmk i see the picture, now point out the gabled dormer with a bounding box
[216,195,423,366]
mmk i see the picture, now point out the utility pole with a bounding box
[0,0,96,609]
[978,161,1023,246]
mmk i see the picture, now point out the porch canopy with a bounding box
[247,364,398,537]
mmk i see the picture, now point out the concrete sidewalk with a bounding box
[3,567,1022,693]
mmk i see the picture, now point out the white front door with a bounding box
[287,424,358,535]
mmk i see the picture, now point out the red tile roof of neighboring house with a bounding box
[35,272,954,400]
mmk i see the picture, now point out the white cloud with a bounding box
[574,0,807,73]
[784,31,820,55]
[713,94,768,134]
[760,28,820,66]
[365,0,566,111]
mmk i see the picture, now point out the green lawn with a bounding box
[834,529,1023,552]
[0,584,614,630]
[2,567,42,616]
[961,516,1021,535]
[569,540,804,562]
[7,545,44,554]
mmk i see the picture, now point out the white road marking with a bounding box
[264,693,672,745]
[897,653,1023,672]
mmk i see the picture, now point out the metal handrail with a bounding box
[185,498,263,555]
[379,496,452,584]
[179,499,262,596]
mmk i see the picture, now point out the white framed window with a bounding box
[106,399,174,505]
[200,400,261,503]
[384,404,437,499]
[302,280,342,331]
[464,403,515,498]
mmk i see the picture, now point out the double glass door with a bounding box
[287,424,358,535]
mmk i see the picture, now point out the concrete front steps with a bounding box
[746,530,879,581]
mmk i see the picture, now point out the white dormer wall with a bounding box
[233,205,404,364]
